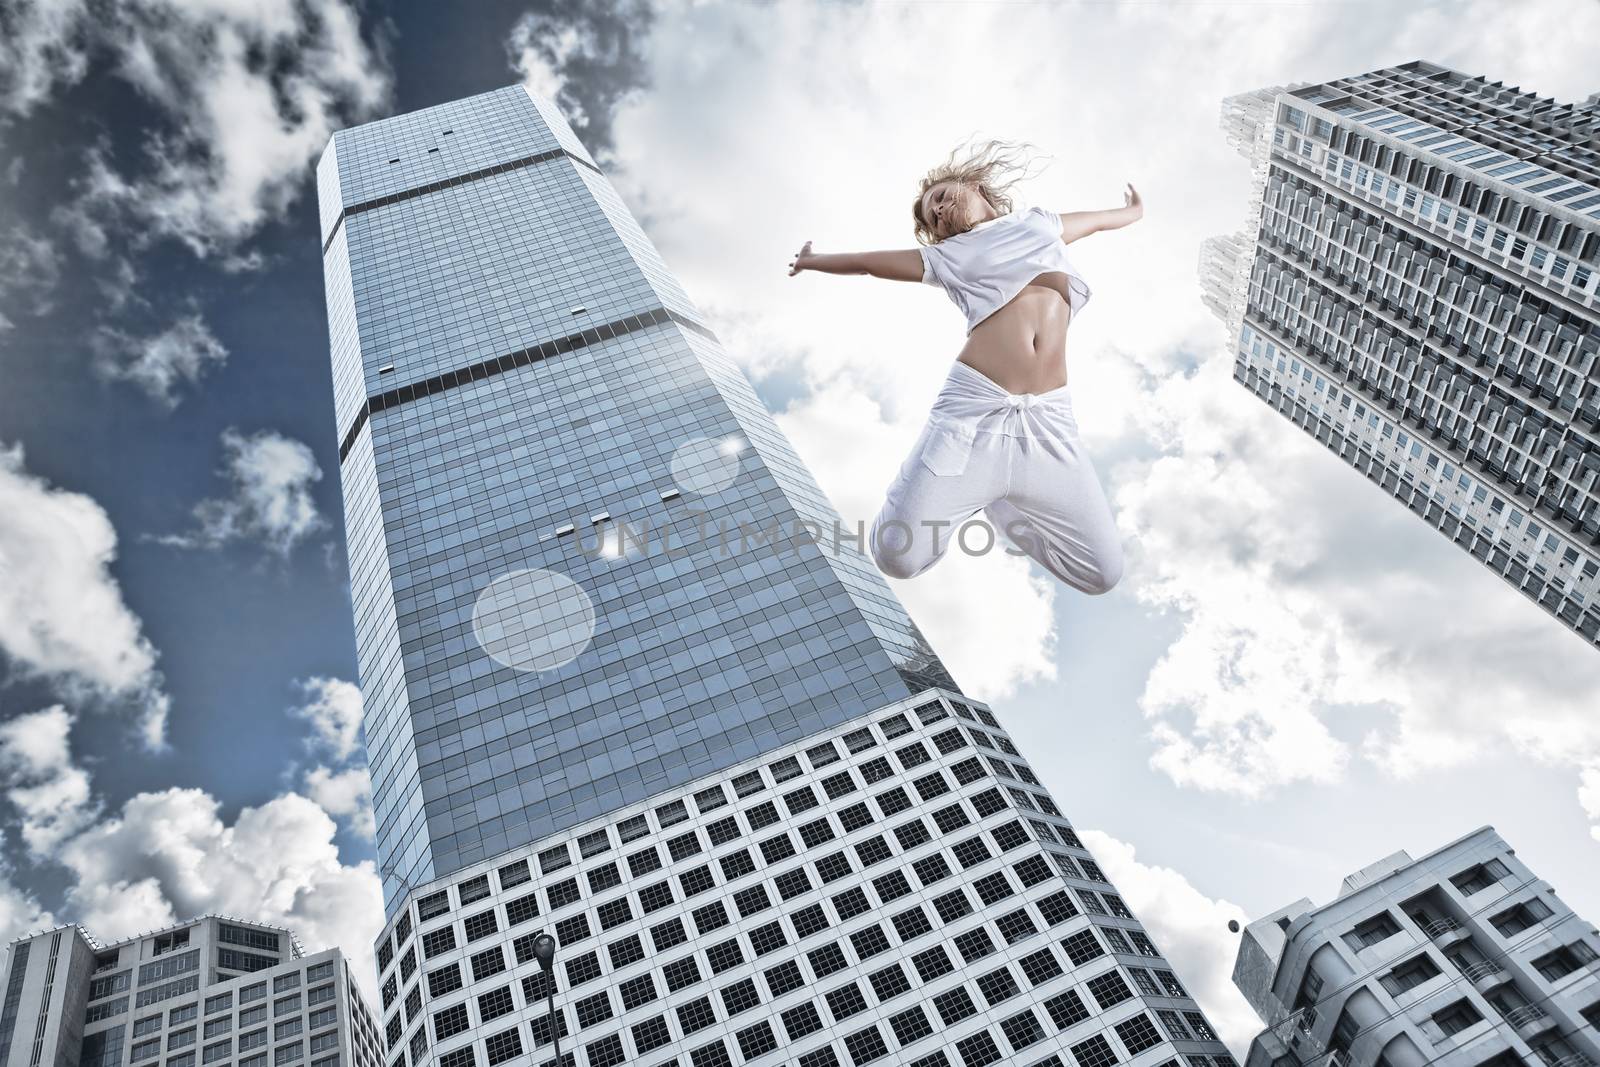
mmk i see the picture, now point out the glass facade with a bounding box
[1202,60,1600,646]
[317,84,956,912]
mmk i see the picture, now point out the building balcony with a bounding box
[1422,916,1470,944]
[1543,1055,1596,1067]
[1505,1003,1554,1032]
[1460,960,1504,985]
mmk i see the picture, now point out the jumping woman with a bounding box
[787,138,1142,595]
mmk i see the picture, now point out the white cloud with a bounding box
[288,676,373,840]
[91,311,229,408]
[506,0,655,158]
[303,766,374,841]
[0,833,54,946]
[0,443,170,749]
[156,428,326,557]
[0,0,94,119]
[1081,830,1260,1055]
[0,711,384,998]
[1111,308,1600,804]
[0,706,98,856]
[509,16,594,131]
[58,787,383,996]
[289,677,364,764]
[0,224,62,329]
[1580,765,1600,844]
[7,0,392,261]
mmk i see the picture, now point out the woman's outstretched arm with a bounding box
[1055,183,1144,244]
[789,240,925,282]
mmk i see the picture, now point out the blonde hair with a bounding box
[912,136,1051,245]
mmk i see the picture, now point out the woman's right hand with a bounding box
[788,240,813,276]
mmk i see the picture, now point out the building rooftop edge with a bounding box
[1233,824,1504,1008]
[5,912,308,958]
[1254,825,1504,934]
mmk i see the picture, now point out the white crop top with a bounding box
[919,203,1092,334]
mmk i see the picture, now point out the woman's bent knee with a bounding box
[1081,543,1125,595]
[870,529,935,579]
[869,515,941,580]
[873,548,928,581]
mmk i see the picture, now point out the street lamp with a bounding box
[532,933,560,1063]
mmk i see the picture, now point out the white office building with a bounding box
[0,916,384,1067]
[1232,826,1600,1067]
[369,689,1240,1067]
[1202,60,1600,646]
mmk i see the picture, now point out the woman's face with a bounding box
[922,181,987,239]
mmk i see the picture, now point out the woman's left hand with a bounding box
[1124,183,1143,220]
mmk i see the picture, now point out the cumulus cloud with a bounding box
[155,428,326,557]
[91,311,229,408]
[303,766,374,841]
[289,677,364,764]
[1081,830,1259,1054]
[0,708,383,996]
[0,0,93,120]
[507,0,657,162]
[0,443,170,749]
[58,787,383,993]
[6,0,393,260]
[1111,276,1600,805]
[0,706,98,856]
[1581,766,1600,844]
[288,677,373,840]
[0,835,54,945]
[0,224,62,330]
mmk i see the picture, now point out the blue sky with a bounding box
[1,0,1598,1050]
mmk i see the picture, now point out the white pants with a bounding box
[869,360,1124,594]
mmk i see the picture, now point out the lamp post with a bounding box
[531,933,560,1063]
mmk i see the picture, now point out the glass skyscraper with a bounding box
[320,84,1235,1067]
[316,85,954,909]
[1201,60,1600,647]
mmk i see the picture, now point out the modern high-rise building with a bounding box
[317,85,1238,1067]
[0,915,382,1067]
[315,83,956,911]
[1231,826,1600,1067]
[1200,60,1600,647]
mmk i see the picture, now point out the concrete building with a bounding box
[366,688,1241,1067]
[317,84,1238,1067]
[1201,60,1600,647]
[0,915,383,1067]
[1232,826,1600,1067]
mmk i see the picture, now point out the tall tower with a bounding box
[315,84,955,910]
[319,85,1238,1067]
[1201,60,1600,646]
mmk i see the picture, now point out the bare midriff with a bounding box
[954,272,1076,394]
